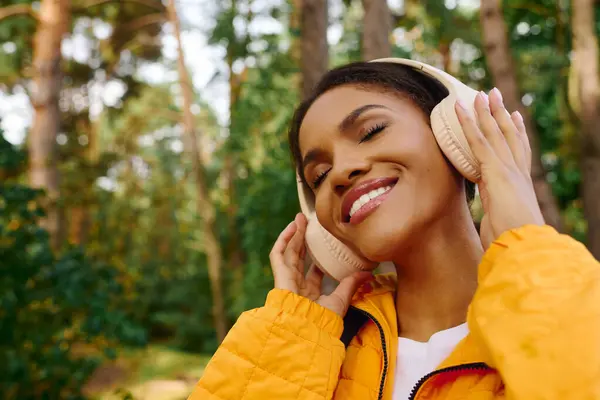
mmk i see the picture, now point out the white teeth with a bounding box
[349,185,392,218]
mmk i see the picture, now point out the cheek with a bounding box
[403,132,454,181]
[314,193,337,233]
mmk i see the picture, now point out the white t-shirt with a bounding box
[392,323,469,400]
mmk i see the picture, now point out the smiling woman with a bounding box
[190,59,600,400]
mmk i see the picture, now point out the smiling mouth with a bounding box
[349,185,394,218]
[342,177,398,223]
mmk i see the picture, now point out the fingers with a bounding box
[489,88,527,173]
[305,264,324,290]
[299,242,307,261]
[474,91,514,164]
[455,98,497,170]
[270,219,299,291]
[328,271,374,315]
[283,213,307,272]
[269,219,298,270]
[456,89,531,176]
[511,110,532,175]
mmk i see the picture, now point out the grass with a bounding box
[86,345,210,400]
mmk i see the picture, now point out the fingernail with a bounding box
[479,91,490,109]
[492,87,503,103]
[456,99,467,110]
[515,111,523,122]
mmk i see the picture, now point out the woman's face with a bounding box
[299,85,466,262]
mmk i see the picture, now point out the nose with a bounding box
[328,154,370,194]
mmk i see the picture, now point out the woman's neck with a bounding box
[392,211,483,342]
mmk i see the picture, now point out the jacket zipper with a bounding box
[407,362,490,400]
[348,306,388,400]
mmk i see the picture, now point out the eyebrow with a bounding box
[302,148,323,170]
[301,104,391,168]
[338,104,391,133]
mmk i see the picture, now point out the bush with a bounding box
[0,134,146,399]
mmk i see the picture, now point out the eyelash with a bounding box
[360,123,388,143]
[312,169,330,188]
[312,123,388,189]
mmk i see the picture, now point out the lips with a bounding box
[341,177,398,223]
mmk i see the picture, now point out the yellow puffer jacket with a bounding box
[190,225,600,399]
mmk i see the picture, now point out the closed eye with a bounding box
[359,123,388,143]
[312,168,331,189]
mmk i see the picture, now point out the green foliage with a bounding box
[0,130,145,399]
[0,127,26,178]
[0,1,36,87]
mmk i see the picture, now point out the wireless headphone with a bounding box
[296,58,481,281]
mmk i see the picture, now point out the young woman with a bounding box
[189,61,600,400]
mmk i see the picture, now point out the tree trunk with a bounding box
[29,0,70,251]
[226,13,246,301]
[361,0,392,60]
[68,206,90,245]
[572,0,600,259]
[69,119,98,246]
[440,41,452,73]
[479,0,563,231]
[167,0,227,342]
[301,0,329,99]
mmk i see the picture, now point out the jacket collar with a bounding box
[351,272,487,367]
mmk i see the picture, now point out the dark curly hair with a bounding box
[288,61,476,204]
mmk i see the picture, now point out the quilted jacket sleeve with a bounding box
[188,289,346,400]
[468,225,600,399]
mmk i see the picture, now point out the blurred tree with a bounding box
[61,0,165,247]
[332,0,363,64]
[0,127,145,400]
[404,1,480,73]
[571,0,600,258]
[361,0,392,60]
[30,0,70,251]
[92,83,221,351]
[480,0,563,231]
[300,0,329,99]
[167,0,227,343]
[214,0,250,306]
[0,2,36,87]
[0,0,167,252]
[0,0,71,250]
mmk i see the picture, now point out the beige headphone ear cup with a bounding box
[431,94,480,182]
[304,215,377,281]
[370,57,481,182]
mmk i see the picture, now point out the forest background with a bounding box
[1,0,599,399]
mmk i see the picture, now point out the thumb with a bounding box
[330,271,374,313]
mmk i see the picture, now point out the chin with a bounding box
[353,218,417,263]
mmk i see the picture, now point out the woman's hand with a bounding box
[455,88,545,249]
[269,213,374,317]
